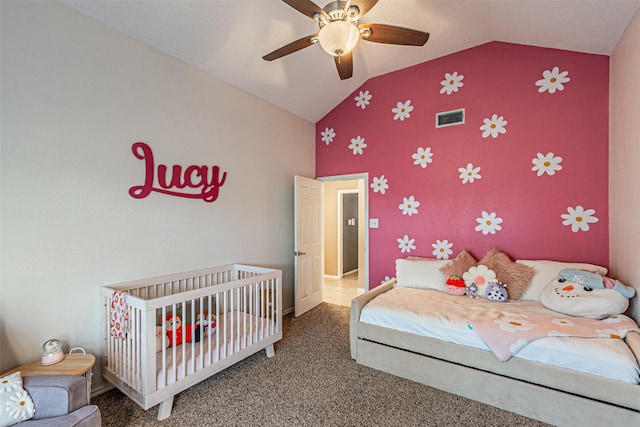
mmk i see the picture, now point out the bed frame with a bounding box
[101,264,281,420]
[350,279,640,427]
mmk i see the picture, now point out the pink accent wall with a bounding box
[316,42,609,287]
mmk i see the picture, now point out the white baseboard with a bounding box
[282,306,294,316]
[91,382,115,398]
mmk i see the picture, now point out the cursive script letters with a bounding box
[129,142,227,202]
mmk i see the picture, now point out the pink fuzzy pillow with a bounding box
[439,250,478,279]
[479,249,535,300]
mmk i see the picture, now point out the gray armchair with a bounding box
[22,375,101,427]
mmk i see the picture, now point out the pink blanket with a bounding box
[469,313,640,362]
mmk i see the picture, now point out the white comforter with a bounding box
[360,286,640,384]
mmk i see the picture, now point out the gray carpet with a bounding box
[94,303,549,426]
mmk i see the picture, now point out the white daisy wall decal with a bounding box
[440,71,464,95]
[320,127,335,145]
[412,147,433,168]
[370,175,389,194]
[480,114,508,138]
[399,196,420,216]
[392,100,413,121]
[355,90,372,109]
[397,234,416,253]
[381,275,393,284]
[348,136,367,155]
[561,205,599,232]
[475,211,503,234]
[532,152,563,176]
[432,240,453,259]
[535,66,570,94]
[458,163,481,184]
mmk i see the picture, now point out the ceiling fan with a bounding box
[263,0,429,80]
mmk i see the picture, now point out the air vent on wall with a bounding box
[436,108,465,128]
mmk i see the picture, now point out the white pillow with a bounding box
[0,372,35,427]
[395,258,449,291]
[516,260,607,301]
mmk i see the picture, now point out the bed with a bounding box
[350,256,640,427]
[100,264,281,420]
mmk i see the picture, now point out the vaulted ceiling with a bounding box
[59,0,640,122]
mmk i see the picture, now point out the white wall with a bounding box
[610,7,640,320]
[0,0,315,386]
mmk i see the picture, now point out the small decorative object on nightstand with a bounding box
[41,338,64,365]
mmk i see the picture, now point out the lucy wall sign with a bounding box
[128,142,227,202]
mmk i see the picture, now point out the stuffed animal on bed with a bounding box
[445,276,467,296]
[165,314,201,346]
[462,265,496,297]
[485,282,508,302]
[540,268,636,319]
[466,283,480,298]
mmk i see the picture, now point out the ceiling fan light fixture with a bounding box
[318,20,360,57]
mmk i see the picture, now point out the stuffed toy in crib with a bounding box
[540,268,636,319]
[196,312,217,335]
[156,326,169,352]
[165,314,201,346]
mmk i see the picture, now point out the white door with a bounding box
[294,176,323,317]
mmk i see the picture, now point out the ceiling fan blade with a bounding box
[349,0,379,18]
[359,23,429,46]
[282,0,330,21]
[334,52,353,80]
[263,34,318,61]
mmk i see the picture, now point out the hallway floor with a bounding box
[323,272,363,307]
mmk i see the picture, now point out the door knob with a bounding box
[294,251,306,256]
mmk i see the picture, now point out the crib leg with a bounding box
[265,343,275,358]
[157,396,174,421]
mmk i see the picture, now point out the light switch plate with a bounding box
[369,218,379,228]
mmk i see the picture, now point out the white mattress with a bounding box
[360,287,640,384]
[156,310,276,388]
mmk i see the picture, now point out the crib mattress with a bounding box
[156,311,276,388]
[359,287,640,384]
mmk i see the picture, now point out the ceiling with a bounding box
[58,0,640,123]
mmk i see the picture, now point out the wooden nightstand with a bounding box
[2,353,95,402]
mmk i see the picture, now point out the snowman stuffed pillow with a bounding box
[540,268,636,319]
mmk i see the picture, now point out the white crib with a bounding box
[100,264,282,420]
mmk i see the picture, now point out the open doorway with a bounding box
[319,174,368,307]
[340,190,359,277]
